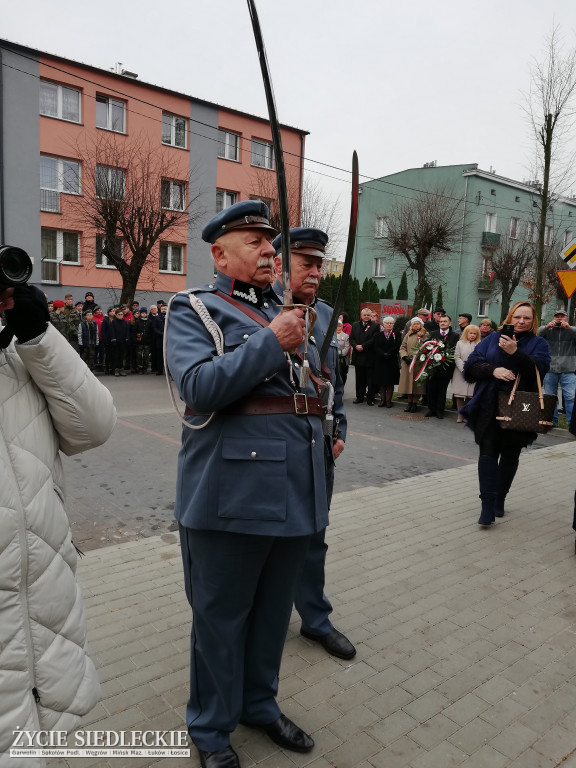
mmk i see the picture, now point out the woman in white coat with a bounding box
[452,324,480,422]
[0,283,116,766]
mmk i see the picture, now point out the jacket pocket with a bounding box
[218,437,287,520]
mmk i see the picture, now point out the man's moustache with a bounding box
[257,258,274,269]
[303,278,318,286]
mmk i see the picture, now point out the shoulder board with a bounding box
[177,285,217,296]
[315,297,333,309]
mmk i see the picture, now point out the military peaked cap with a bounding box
[202,200,277,244]
[272,227,328,259]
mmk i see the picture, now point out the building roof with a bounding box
[0,37,309,136]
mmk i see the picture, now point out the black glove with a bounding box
[3,284,50,343]
[402,355,412,364]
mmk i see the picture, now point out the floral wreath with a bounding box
[410,338,455,383]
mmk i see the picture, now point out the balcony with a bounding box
[478,273,493,291]
[481,231,500,248]
[40,189,60,213]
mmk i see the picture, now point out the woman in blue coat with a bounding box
[461,301,550,527]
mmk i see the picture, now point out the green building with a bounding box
[352,163,576,324]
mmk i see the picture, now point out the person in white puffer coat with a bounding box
[0,283,117,768]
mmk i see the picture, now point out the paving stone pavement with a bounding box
[47,441,576,768]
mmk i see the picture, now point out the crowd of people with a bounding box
[46,292,168,376]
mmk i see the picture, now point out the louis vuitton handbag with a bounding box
[496,368,556,433]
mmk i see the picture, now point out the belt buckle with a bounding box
[294,393,308,415]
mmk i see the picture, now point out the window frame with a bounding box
[41,228,80,282]
[40,80,81,123]
[375,216,388,239]
[484,212,497,233]
[509,217,520,239]
[250,138,274,170]
[373,257,386,278]
[96,234,124,269]
[159,243,184,274]
[95,94,126,133]
[216,189,238,212]
[477,298,490,317]
[162,113,187,149]
[96,164,126,201]
[218,129,240,162]
[161,179,186,211]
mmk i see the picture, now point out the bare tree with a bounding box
[69,132,203,305]
[485,234,534,321]
[381,185,464,310]
[251,170,342,257]
[524,26,576,321]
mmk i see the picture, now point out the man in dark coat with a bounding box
[349,307,379,404]
[425,314,459,419]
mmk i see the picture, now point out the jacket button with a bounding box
[250,451,257,459]
[243,334,249,340]
[311,439,316,447]
[263,302,269,308]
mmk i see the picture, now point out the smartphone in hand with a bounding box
[501,323,514,336]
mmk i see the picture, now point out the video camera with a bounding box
[0,245,33,291]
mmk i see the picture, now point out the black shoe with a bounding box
[198,746,240,768]
[424,410,435,418]
[410,403,418,412]
[436,412,444,419]
[386,402,393,408]
[366,400,375,406]
[353,398,364,404]
[241,714,314,753]
[404,405,413,412]
[301,627,356,660]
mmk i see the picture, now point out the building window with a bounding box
[40,155,80,211]
[161,179,186,211]
[373,257,386,277]
[218,130,240,162]
[96,234,123,268]
[485,212,497,233]
[162,113,187,148]
[95,95,126,132]
[41,228,80,282]
[96,165,125,200]
[565,230,573,247]
[251,139,274,170]
[481,255,491,275]
[216,190,238,212]
[478,298,490,317]
[249,194,274,216]
[544,225,553,246]
[40,81,81,123]
[375,216,388,238]
[509,217,520,239]
[526,221,538,243]
[159,243,183,273]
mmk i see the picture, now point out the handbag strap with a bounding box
[508,367,545,409]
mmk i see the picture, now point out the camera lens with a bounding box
[0,246,33,287]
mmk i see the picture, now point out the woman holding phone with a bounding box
[460,302,550,526]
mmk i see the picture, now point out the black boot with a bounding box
[478,455,498,526]
[495,449,520,518]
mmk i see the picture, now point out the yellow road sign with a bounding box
[561,237,576,268]
[557,270,576,298]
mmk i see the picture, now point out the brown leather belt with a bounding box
[184,394,325,418]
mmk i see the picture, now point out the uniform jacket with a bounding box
[61,306,81,343]
[0,324,116,766]
[349,319,379,366]
[270,282,347,444]
[166,273,329,537]
[537,324,576,373]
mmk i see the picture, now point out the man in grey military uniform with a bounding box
[166,201,329,768]
[271,228,356,661]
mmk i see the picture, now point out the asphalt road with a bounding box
[64,370,572,551]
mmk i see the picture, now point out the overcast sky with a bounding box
[3,0,576,252]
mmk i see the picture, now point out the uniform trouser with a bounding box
[179,525,310,752]
[295,444,334,635]
[426,372,452,413]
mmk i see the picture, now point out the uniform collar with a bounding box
[215,272,269,308]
